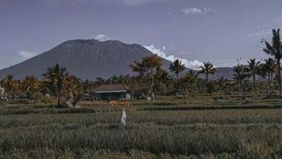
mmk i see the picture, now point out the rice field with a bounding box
[1,96,282,158]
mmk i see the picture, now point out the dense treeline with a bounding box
[1,29,282,105]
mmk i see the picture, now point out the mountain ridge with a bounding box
[0,39,170,80]
[0,39,234,80]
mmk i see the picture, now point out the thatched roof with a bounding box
[91,84,129,93]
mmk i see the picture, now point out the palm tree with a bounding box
[43,64,68,106]
[199,62,216,82]
[263,29,282,95]
[261,58,276,86]
[247,58,261,88]
[169,59,186,79]
[199,62,216,94]
[233,64,250,93]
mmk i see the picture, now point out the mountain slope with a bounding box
[0,39,234,80]
[0,40,172,80]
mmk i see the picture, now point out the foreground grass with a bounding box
[1,109,282,158]
[0,149,238,159]
[1,95,282,158]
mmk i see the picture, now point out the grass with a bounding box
[1,95,282,158]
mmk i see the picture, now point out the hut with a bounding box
[90,84,130,100]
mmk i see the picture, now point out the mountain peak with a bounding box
[0,39,169,80]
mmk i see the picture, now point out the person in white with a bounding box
[121,108,126,126]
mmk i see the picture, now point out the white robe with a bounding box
[121,109,126,126]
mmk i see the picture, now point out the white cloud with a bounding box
[94,34,111,41]
[144,44,203,70]
[203,8,217,13]
[18,51,38,60]
[182,8,203,15]
[182,7,216,15]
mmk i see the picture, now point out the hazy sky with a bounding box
[1,0,282,69]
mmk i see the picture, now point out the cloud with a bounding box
[182,7,216,15]
[18,51,38,60]
[144,44,203,70]
[94,34,111,41]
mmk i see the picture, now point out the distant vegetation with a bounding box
[1,29,282,106]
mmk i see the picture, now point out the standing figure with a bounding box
[121,108,126,126]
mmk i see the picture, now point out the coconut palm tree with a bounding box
[199,62,216,82]
[247,58,261,89]
[263,29,282,95]
[233,64,250,93]
[169,59,186,79]
[43,64,68,106]
[199,62,216,94]
[261,58,276,85]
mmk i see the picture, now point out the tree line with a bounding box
[1,28,282,106]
